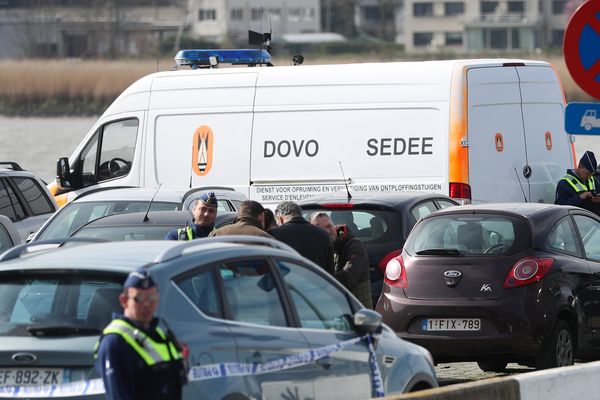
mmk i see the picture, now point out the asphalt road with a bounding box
[435,362,535,386]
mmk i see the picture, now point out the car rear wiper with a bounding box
[26,325,102,337]
[416,248,463,256]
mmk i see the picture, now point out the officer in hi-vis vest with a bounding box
[555,151,600,215]
[165,192,218,240]
[95,269,187,400]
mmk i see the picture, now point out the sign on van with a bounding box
[565,102,600,135]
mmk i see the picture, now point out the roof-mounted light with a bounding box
[174,49,272,69]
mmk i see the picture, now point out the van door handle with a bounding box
[316,356,333,369]
[247,351,264,364]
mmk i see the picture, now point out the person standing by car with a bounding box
[209,200,272,238]
[270,201,334,275]
[95,269,187,400]
[165,192,218,240]
[555,151,600,215]
[311,212,373,309]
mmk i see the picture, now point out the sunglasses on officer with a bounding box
[127,293,159,304]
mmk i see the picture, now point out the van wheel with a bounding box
[585,123,593,131]
[477,360,507,372]
[535,319,574,370]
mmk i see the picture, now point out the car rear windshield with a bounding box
[301,207,401,245]
[37,201,179,241]
[72,226,176,241]
[0,271,124,337]
[404,214,530,256]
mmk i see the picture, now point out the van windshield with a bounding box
[404,214,530,256]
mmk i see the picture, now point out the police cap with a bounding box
[124,269,156,289]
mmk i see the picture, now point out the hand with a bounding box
[591,196,600,203]
[581,191,593,200]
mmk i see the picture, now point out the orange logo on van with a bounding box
[545,131,553,150]
[192,125,214,176]
[495,133,504,152]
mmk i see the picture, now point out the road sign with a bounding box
[565,102,600,135]
[564,0,600,100]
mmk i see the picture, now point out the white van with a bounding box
[49,54,575,206]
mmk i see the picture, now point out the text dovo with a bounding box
[367,137,433,156]
[264,140,319,158]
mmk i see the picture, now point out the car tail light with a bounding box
[384,255,407,288]
[322,203,354,209]
[503,257,554,289]
[449,182,471,204]
[378,249,402,274]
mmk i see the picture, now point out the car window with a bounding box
[411,201,437,220]
[37,201,178,241]
[276,260,354,332]
[176,268,221,318]
[573,215,600,262]
[436,199,457,209]
[0,178,25,221]
[11,177,54,215]
[405,214,529,256]
[302,208,401,244]
[0,272,123,336]
[219,259,287,327]
[0,224,15,252]
[546,217,578,256]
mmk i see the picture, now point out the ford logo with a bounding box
[443,270,462,287]
[12,353,37,364]
[444,270,462,278]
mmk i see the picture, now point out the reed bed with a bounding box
[0,54,592,116]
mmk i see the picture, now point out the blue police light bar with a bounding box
[174,49,272,68]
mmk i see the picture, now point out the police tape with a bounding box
[0,334,384,398]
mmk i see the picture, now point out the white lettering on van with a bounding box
[366,137,433,156]
[263,140,319,158]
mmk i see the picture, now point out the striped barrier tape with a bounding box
[0,334,384,398]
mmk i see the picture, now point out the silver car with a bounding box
[30,187,246,242]
[0,238,437,399]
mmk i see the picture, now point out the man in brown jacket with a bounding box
[311,213,373,309]
[209,200,272,238]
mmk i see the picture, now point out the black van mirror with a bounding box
[56,157,72,188]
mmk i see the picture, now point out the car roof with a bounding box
[0,238,297,273]
[74,210,236,229]
[426,202,573,218]
[71,187,188,203]
[298,191,457,208]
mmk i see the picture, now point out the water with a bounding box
[2,116,600,185]
[0,116,96,182]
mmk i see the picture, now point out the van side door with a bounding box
[516,65,573,203]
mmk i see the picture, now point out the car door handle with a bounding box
[247,351,264,364]
[316,356,333,369]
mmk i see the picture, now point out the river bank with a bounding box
[0,54,593,117]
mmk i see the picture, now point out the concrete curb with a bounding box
[388,361,600,400]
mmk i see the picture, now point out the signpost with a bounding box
[563,0,600,100]
[565,102,600,135]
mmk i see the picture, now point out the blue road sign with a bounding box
[565,102,600,135]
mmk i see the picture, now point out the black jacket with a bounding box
[270,216,334,275]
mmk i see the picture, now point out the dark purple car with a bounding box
[377,203,600,371]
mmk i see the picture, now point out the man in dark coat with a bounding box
[270,201,334,275]
[209,200,271,238]
[311,212,373,309]
[165,192,218,240]
[555,151,600,215]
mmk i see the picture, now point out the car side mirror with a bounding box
[56,157,72,189]
[353,308,382,335]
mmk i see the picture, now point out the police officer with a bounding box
[165,192,218,240]
[95,269,187,400]
[555,151,600,214]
